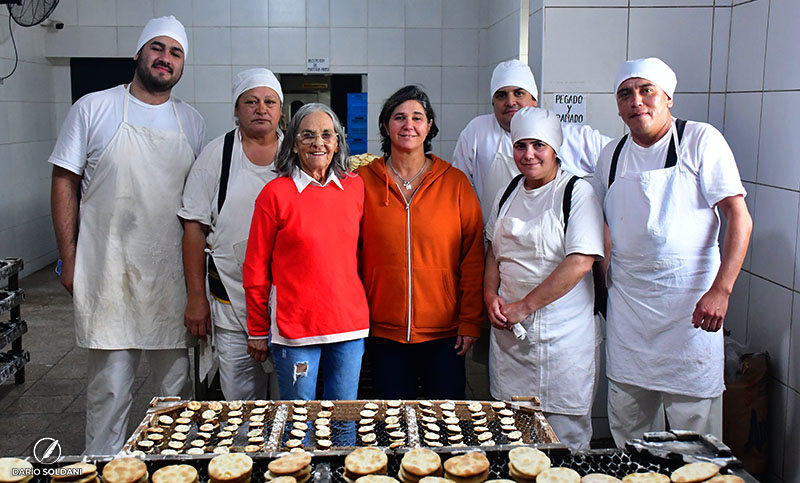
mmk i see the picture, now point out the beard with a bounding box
[135,56,182,93]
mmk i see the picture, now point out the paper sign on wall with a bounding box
[552,93,586,124]
[307,58,330,73]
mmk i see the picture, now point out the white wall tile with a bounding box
[51,0,78,27]
[529,9,543,84]
[727,0,768,92]
[330,0,367,27]
[714,0,733,5]
[306,0,330,27]
[51,65,71,104]
[405,29,442,66]
[405,66,442,104]
[478,28,489,67]
[116,27,140,57]
[486,12,520,66]
[116,0,154,26]
[194,102,235,140]
[443,0,479,28]
[231,0,269,27]
[741,181,755,271]
[194,65,232,103]
[542,7,627,93]
[231,28,269,66]
[367,0,404,28]
[710,7,730,92]
[791,294,800,392]
[192,0,230,27]
[544,0,626,5]
[368,102,381,142]
[171,64,194,102]
[269,0,306,27]
[366,66,405,105]
[153,0,193,25]
[268,28,306,67]
[708,93,725,132]
[77,0,116,26]
[628,8,712,93]
[630,0,713,5]
[767,381,787,480]
[725,271,749,342]
[439,103,477,141]
[785,388,800,483]
[405,0,442,28]
[193,27,231,65]
[330,28,366,66]
[722,92,761,183]
[758,91,800,190]
[306,28,330,63]
[747,276,792,385]
[442,66,478,104]
[440,140,456,161]
[367,29,404,66]
[750,184,798,290]
[46,26,118,58]
[671,93,708,123]
[485,0,518,27]
[764,0,800,91]
[582,93,624,139]
[442,29,479,67]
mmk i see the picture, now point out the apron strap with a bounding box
[498,174,525,214]
[608,134,627,188]
[562,175,579,234]
[608,118,688,187]
[217,129,237,215]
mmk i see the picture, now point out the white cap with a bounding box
[135,16,188,57]
[510,107,563,155]
[232,68,283,104]
[614,57,677,98]
[490,59,538,101]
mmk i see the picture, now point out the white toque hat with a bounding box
[510,107,563,154]
[232,68,284,104]
[490,59,539,101]
[614,57,677,98]
[135,16,189,56]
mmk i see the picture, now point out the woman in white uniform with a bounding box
[483,107,604,449]
[179,68,284,400]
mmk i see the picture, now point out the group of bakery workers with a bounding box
[48,16,752,456]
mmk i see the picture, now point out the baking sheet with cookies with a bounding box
[123,398,559,456]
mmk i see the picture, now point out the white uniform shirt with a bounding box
[591,120,746,397]
[178,128,282,332]
[452,114,611,199]
[48,85,206,194]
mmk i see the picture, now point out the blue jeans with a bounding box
[270,338,364,400]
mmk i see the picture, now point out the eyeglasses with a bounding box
[296,130,337,145]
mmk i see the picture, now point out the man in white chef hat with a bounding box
[591,57,752,446]
[453,59,611,223]
[49,16,206,454]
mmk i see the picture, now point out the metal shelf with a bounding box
[0,289,24,316]
[0,258,23,281]
[0,319,27,349]
[0,350,29,386]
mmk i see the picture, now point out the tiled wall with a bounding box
[0,10,65,276]
[530,0,799,480]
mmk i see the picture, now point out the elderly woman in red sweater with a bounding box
[357,85,484,399]
[244,103,369,400]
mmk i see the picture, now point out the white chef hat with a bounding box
[510,107,563,155]
[490,59,539,101]
[614,57,677,99]
[232,68,284,105]
[135,16,189,57]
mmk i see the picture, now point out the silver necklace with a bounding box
[387,157,426,190]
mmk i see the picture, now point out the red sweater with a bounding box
[243,174,369,344]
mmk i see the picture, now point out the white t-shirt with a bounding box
[452,113,611,199]
[178,128,282,332]
[48,85,206,195]
[592,120,745,206]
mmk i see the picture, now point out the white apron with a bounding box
[480,134,519,223]
[489,175,597,415]
[604,121,724,397]
[73,86,196,349]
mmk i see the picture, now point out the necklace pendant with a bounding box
[403,181,412,190]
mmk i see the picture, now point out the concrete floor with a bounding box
[0,262,491,457]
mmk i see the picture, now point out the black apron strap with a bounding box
[562,175,579,234]
[498,174,525,213]
[217,129,236,215]
[664,119,687,169]
[608,134,628,188]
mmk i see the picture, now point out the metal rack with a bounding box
[0,257,29,384]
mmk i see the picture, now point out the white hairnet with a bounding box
[614,57,677,98]
[135,16,188,56]
[510,107,563,155]
[490,59,539,101]
[232,68,283,105]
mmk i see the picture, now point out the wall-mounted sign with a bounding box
[552,93,586,124]
[307,58,330,73]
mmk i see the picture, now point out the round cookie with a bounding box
[268,452,312,476]
[101,458,147,483]
[401,449,442,477]
[670,464,720,483]
[622,473,670,483]
[581,474,623,483]
[345,447,388,477]
[151,465,198,483]
[208,453,253,482]
[536,468,581,483]
[443,452,490,478]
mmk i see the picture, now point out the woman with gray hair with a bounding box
[243,103,370,400]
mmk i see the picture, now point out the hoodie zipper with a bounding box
[394,178,422,343]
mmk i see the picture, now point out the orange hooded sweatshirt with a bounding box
[357,154,485,344]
